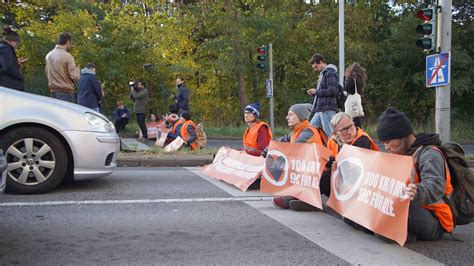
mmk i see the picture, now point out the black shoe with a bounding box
[289,200,320,212]
[247,179,261,190]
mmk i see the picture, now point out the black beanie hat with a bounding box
[181,112,191,121]
[376,107,414,141]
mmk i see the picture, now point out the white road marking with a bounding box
[189,167,442,265]
[0,197,273,207]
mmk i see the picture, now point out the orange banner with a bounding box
[260,141,331,209]
[139,121,165,139]
[326,145,413,246]
[201,147,265,191]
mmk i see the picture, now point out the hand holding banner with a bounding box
[260,141,331,209]
[201,147,265,191]
[326,145,413,246]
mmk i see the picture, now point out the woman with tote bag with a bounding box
[344,63,367,128]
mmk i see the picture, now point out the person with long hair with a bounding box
[0,26,24,91]
[344,62,367,128]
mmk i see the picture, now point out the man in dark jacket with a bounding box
[174,77,189,114]
[306,53,339,137]
[77,63,103,111]
[0,26,24,91]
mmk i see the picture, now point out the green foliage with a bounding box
[2,0,473,130]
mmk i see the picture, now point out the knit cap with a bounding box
[376,107,414,141]
[244,102,261,117]
[181,112,191,121]
[289,103,313,122]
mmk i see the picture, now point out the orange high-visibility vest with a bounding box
[414,146,454,232]
[327,128,379,157]
[181,120,200,150]
[290,120,323,145]
[171,120,184,135]
[243,121,273,155]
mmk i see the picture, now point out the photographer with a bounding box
[130,80,149,140]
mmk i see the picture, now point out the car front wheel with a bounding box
[1,127,68,194]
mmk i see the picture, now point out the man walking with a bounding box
[306,53,339,137]
[77,63,103,112]
[45,32,80,102]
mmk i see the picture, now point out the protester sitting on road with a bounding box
[164,113,185,144]
[318,112,378,231]
[180,112,200,150]
[113,101,129,133]
[243,102,273,157]
[271,103,325,211]
[375,107,454,242]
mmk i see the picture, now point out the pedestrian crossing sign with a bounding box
[426,52,450,88]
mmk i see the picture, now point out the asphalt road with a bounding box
[207,139,474,155]
[1,168,473,264]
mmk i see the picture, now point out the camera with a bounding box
[129,81,137,90]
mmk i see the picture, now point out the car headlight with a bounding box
[85,113,115,133]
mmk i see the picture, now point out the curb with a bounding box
[117,155,213,167]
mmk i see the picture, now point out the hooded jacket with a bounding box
[312,64,339,112]
[77,67,103,109]
[410,133,454,232]
[0,40,24,91]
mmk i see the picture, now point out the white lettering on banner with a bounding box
[211,156,262,180]
[290,159,320,174]
[356,171,407,217]
[290,173,319,189]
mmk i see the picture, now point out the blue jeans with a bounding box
[310,110,336,137]
[51,92,74,103]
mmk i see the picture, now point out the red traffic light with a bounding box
[416,8,433,21]
[257,47,266,54]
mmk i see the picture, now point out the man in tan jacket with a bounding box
[45,32,80,102]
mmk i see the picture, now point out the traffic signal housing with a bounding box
[415,6,437,52]
[256,46,267,70]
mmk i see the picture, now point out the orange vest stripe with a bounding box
[327,128,378,157]
[414,146,454,232]
[181,120,200,150]
[243,121,273,153]
[290,121,323,145]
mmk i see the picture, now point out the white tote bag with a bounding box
[344,78,364,118]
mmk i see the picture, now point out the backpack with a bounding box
[336,84,347,111]
[195,123,207,148]
[417,142,474,225]
[316,127,328,147]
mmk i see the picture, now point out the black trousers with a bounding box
[136,113,147,139]
[115,117,129,132]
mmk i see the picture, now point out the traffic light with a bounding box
[256,46,267,70]
[415,5,437,52]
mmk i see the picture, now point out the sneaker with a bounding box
[272,196,294,209]
[289,200,320,212]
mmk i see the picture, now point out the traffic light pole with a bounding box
[269,43,274,130]
[436,0,451,142]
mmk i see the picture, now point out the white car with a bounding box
[0,87,120,194]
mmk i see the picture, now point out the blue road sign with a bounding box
[426,52,450,88]
[266,79,273,98]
